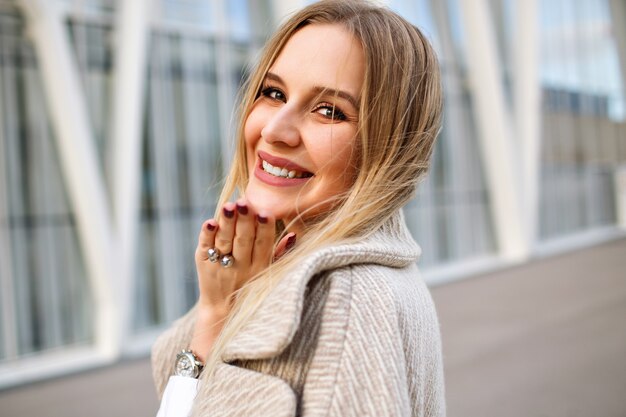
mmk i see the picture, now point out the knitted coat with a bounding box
[151,211,445,416]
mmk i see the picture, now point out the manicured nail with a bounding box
[223,207,235,218]
[257,214,268,224]
[206,222,216,231]
[286,234,296,250]
[236,203,248,215]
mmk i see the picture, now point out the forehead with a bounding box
[269,23,365,96]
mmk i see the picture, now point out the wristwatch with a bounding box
[174,349,204,378]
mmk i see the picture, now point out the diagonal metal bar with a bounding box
[513,0,541,250]
[458,0,527,260]
[16,0,120,358]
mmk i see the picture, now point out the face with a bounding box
[244,23,365,229]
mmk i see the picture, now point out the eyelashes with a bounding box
[259,84,348,122]
[312,103,347,121]
[260,86,285,102]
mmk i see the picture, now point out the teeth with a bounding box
[262,159,307,179]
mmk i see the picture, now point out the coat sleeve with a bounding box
[300,266,446,417]
[150,303,199,400]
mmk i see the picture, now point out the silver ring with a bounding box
[220,255,234,268]
[207,248,221,263]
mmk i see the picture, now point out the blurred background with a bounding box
[0,0,624,416]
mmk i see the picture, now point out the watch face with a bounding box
[176,352,199,378]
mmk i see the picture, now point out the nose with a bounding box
[260,106,301,147]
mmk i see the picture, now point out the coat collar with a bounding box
[221,209,421,362]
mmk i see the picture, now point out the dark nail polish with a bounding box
[206,222,216,231]
[257,214,268,224]
[223,207,235,218]
[286,234,296,250]
[236,203,248,215]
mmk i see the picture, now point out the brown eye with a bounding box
[261,87,286,102]
[314,104,347,121]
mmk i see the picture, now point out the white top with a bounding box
[156,376,199,417]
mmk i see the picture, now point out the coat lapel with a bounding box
[191,362,297,417]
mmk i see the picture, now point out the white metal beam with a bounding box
[0,70,18,361]
[458,0,527,260]
[16,0,120,358]
[110,0,151,346]
[513,0,541,249]
[610,0,626,102]
[612,0,626,229]
[430,0,472,260]
[213,0,236,168]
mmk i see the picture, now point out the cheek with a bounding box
[244,112,262,168]
[331,144,357,185]
[304,137,357,216]
[313,134,358,185]
[244,112,260,149]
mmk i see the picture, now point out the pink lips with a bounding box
[254,151,313,187]
[258,151,311,173]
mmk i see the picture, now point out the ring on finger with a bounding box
[220,254,234,268]
[207,248,221,263]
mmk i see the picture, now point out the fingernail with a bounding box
[206,222,216,231]
[236,203,248,215]
[223,207,235,218]
[257,214,268,224]
[286,234,296,250]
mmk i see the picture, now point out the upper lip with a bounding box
[258,150,312,174]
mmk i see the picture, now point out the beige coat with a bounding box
[151,211,445,416]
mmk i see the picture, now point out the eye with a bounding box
[313,103,347,121]
[261,86,286,102]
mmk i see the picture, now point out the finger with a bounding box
[215,202,237,255]
[196,219,218,261]
[251,212,276,268]
[232,199,255,265]
[273,232,296,261]
[274,232,296,260]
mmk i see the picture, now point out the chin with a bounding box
[245,187,293,220]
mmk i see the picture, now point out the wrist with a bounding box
[190,303,230,362]
[196,300,230,322]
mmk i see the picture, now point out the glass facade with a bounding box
[0,0,624,384]
[390,0,497,266]
[538,0,625,239]
[134,4,269,328]
[65,1,269,329]
[0,8,93,362]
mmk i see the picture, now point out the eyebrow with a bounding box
[265,72,360,110]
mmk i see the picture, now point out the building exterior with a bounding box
[0,0,624,388]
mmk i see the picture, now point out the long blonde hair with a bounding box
[204,0,443,375]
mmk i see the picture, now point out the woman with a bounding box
[152,1,445,416]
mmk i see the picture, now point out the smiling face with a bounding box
[244,23,365,228]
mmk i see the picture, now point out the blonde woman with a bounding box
[152,1,445,416]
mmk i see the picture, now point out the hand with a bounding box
[194,198,296,315]
[190,198,295,361]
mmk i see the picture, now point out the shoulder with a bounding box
[302,263,445,416]
[326,262,441,337]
